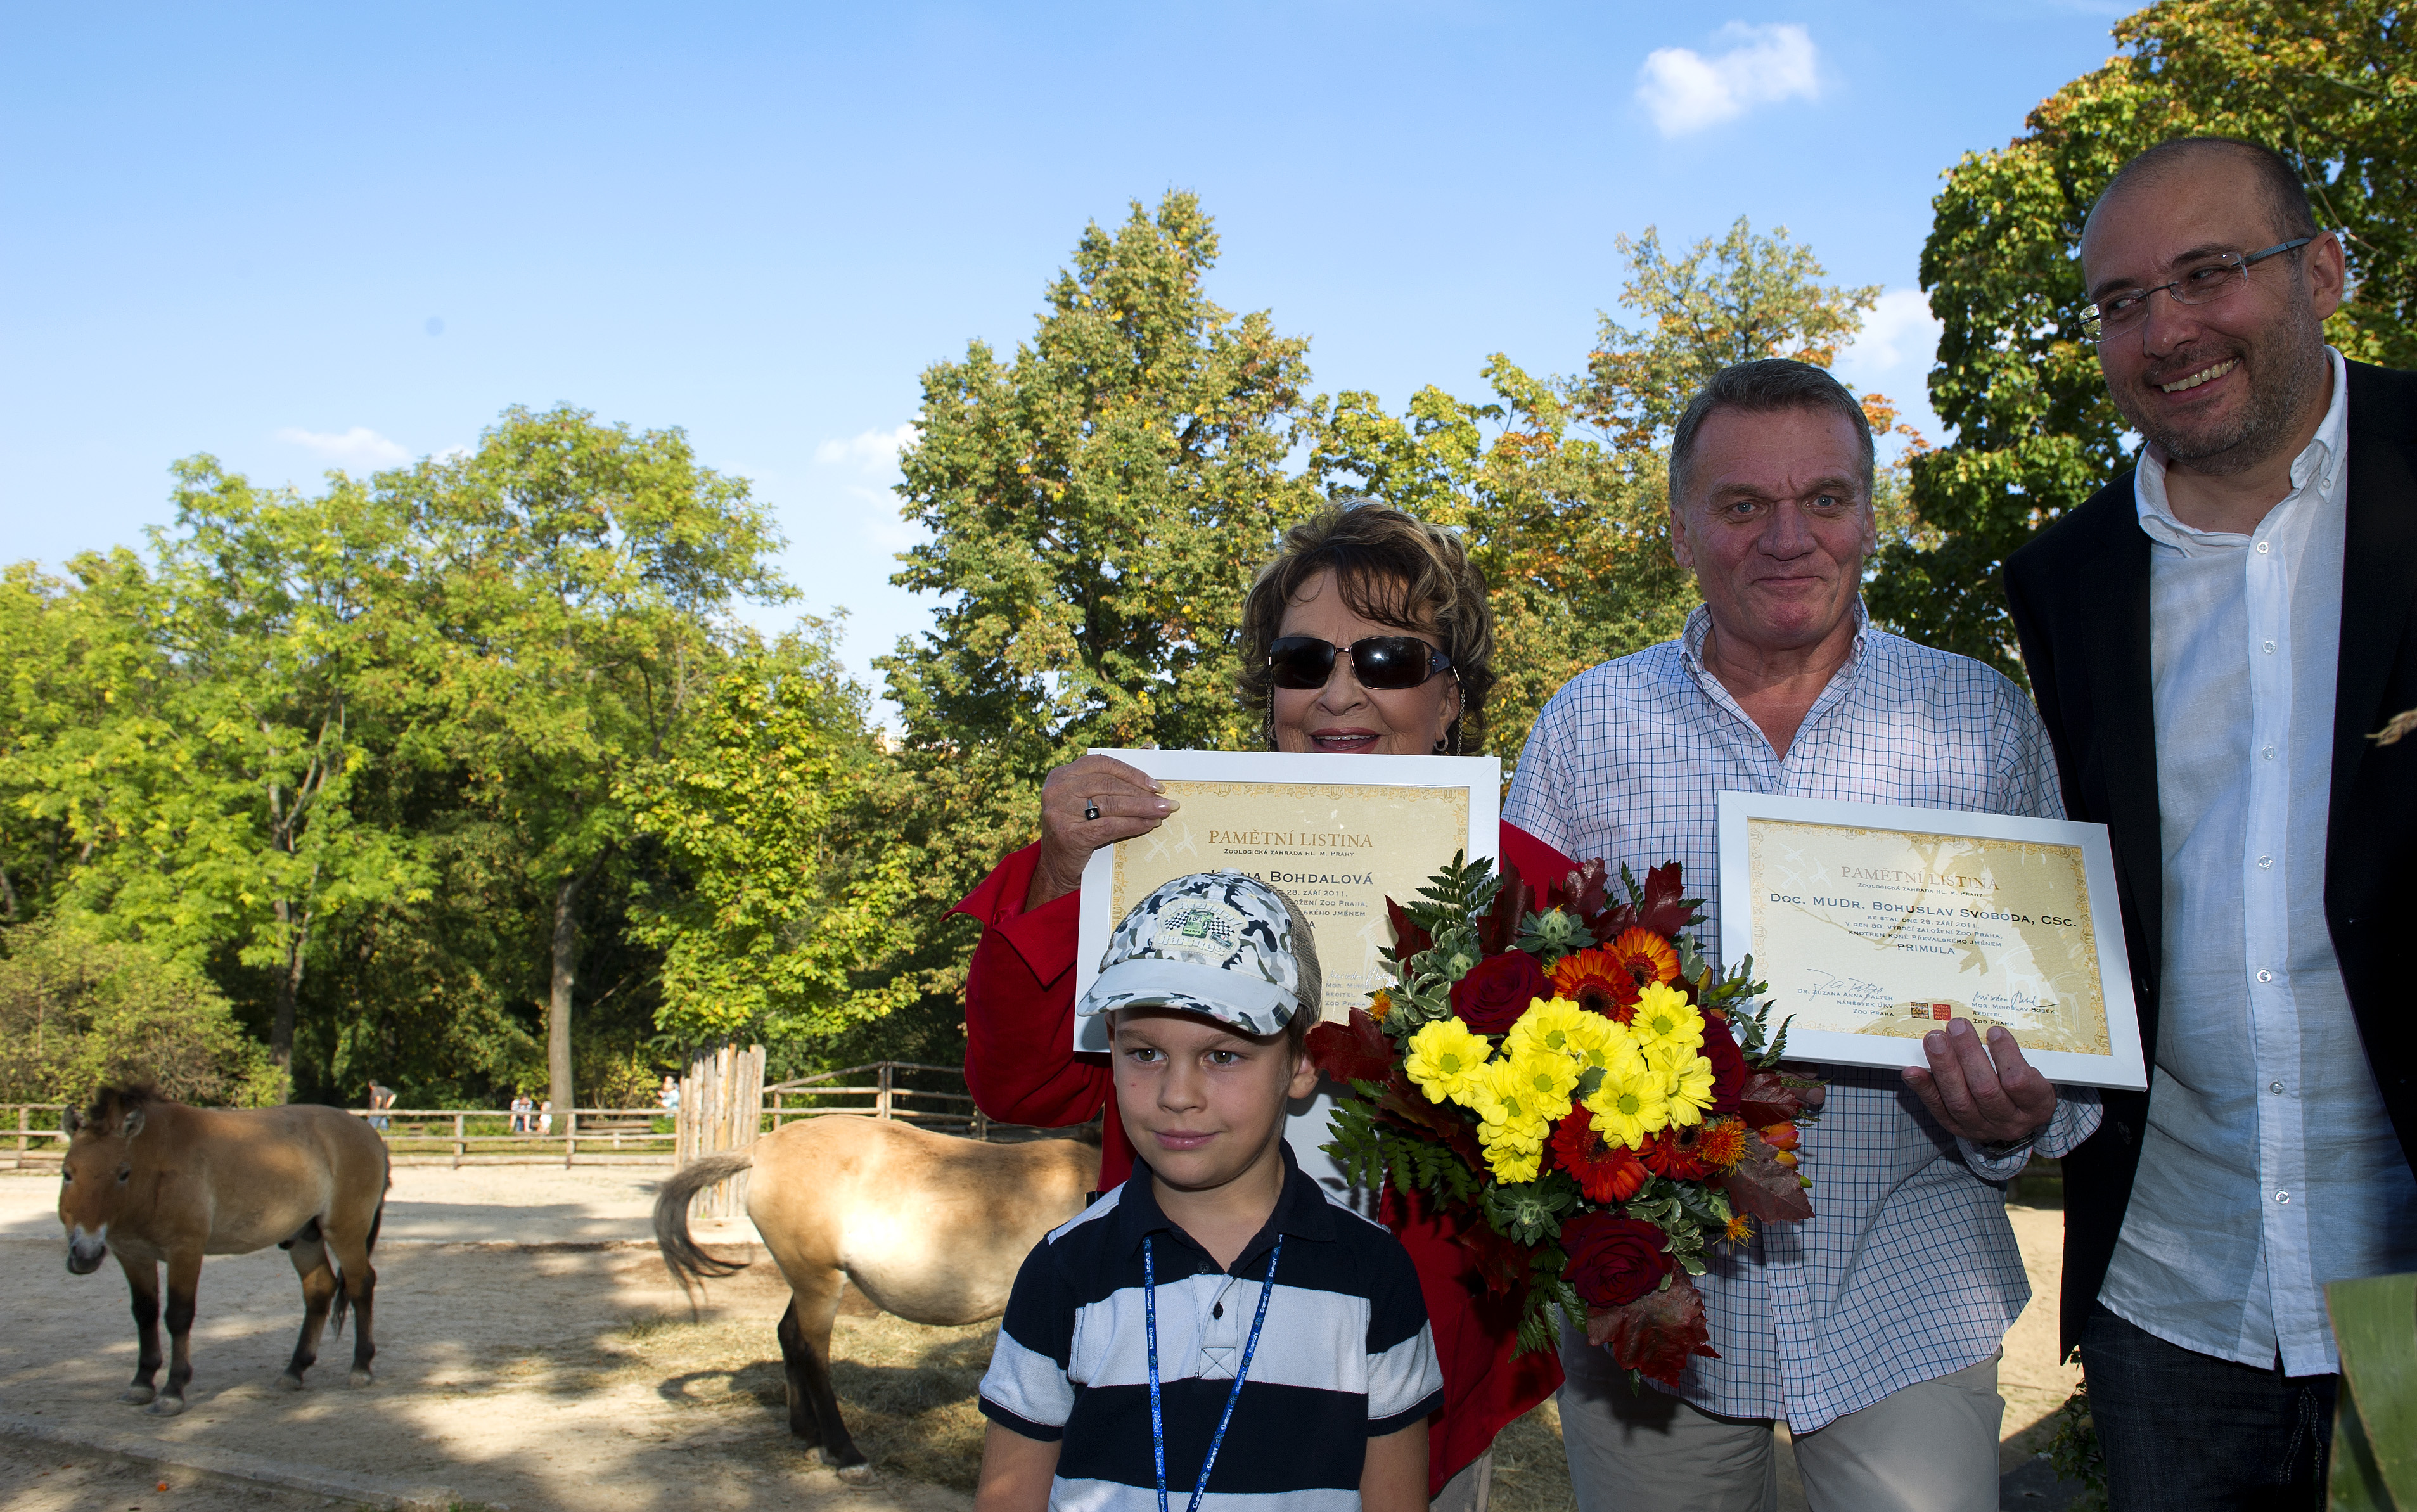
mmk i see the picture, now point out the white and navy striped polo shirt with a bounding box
[979,1146,1444,1512]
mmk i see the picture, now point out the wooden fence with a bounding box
[1,1060,1065,1174]
[9,1105,65,1168]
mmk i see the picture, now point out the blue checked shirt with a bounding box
[1504,602,2103,1428]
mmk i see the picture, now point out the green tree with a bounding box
[875,192,1320,1037]
[378,406,790,1113]
[0,558,157,927]
[1579,217,1880,449]
[1873,0,2417,671]
[2,468,428,1073]
[623,620,917,1046]
[1312,218,1897,767]
[0,917,279,1106]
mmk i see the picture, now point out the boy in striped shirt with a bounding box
[976,871,1443,1512]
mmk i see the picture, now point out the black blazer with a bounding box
[2002,359,2417,1360]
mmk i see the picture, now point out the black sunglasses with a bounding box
[1267,635,1452,691]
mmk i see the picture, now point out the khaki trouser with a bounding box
[1431,1449,1492,1512]
[1554,1313,2003,1512]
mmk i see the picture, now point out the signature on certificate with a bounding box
[1802,969,1892,1015]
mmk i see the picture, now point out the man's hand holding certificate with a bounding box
[1717,791,2146,1092]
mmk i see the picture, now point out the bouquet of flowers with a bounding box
[1310,854,1824,1384]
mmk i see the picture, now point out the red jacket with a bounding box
[954,824,1573,1494]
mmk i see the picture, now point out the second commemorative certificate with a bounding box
[1716,792,2146,1090]
[1075,750,1499,1052]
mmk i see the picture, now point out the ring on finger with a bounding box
[1083,800,1101,822]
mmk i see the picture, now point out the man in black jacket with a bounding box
[2004,136,2417,1508]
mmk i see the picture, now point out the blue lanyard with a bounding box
[1144,1233,1282,1512]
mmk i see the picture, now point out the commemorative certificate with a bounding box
[1715,793,2146,1091]
[1074,750,1499,1053]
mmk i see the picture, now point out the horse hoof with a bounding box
[348,1367,374,1388]
[120,1385,156,1405]
[150,1396,186,1418]
[276,1373,305,1392]
[835,1464,875,1486]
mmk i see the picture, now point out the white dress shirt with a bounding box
[2098,347,2417,1375]
[1506,602,2100,1427]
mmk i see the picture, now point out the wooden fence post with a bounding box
[676,1043,765,1219]
[15,1106,27,1169]
[876,1062,893,1120]
[452,1112,465,1170]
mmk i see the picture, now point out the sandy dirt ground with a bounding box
[0,1163,2078,1511]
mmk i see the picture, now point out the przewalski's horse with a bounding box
[654,1113,1100,1472]
[58,1085,392,1415]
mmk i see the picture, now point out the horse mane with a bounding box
[82,1082,161,1129]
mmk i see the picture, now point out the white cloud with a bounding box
[1840,288,1942,376]
[814,423,919,475]
[274,426,410,468]
[1636,23,1820,138]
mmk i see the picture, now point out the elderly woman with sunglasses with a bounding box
[954,503,1573,1512]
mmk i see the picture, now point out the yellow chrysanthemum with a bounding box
[1505,996,1591,1061]
[1629,982,1706,1061]
[1484,1142,1543,1183]
[1466,1060,1555,1143]
[1662,1053,1718,1127]
[1502,1048,1581,1122]
[1584,1056,1672,1149]
[1403,1018,1493,1105]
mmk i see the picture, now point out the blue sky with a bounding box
[2,2,2127,691]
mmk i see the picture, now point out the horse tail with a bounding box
[330,1168,390,1339]
[654,1151,755,1312]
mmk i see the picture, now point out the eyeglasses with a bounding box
[2079,238,2312,342]
[1266,635,1452,691]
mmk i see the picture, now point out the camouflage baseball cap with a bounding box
[1075,871,1323,1037]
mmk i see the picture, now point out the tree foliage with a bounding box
[624,620,919,1045]
[1873,0,2417,672]
[0,918,279,1106]
[1,194,1926,1104]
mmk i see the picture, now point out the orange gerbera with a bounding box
[1606,927,1681,992]
[1695,1117,1750,1171]
[1552,928,1683,1023]
[1638,1124,1709,1181]
[1551,947,1637,1023]
[1548,1112,1650,1203]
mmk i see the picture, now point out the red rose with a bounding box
[1561,1212,1673,1309]
[1449,951,1552,1035]
[1700,1013,1748,1115]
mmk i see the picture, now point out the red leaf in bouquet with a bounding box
[1549,1113,1650,1202]
[1452,1218,1532,1298]
[1561,1212,1673,1309]
[1717,1130,1815,1223]
[1449,951,1553,1034]
[1478,861,1531,956]
[1585,1271,1719,1387]
[1563,859,1613,925]
[1739,1071,1824,1128]
[1385,897,1432,961]
[1699,1013,1748,1114]
[1633,861,1702,939]
[1305,1008,1394,1084]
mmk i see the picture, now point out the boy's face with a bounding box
[1110,1006,1319,1194]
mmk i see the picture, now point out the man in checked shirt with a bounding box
[1505,358,2100,1512]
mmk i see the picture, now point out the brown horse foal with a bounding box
[655,1115,1100,1473]
[59,1086,391,1415]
